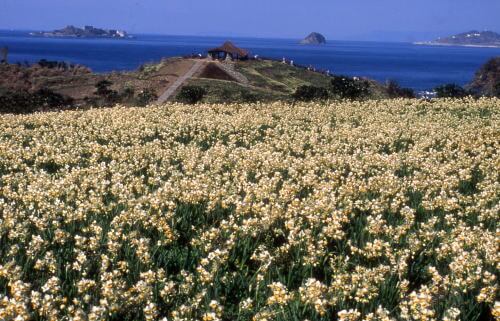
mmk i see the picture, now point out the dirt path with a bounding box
[156,60,204,104]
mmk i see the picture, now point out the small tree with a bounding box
[95,80,119,105]
[176,85,206,104]
[386,80,415,98]
[95,80,114,97]
[330,75,369,100]
[292,85,329,102]
[434,84,467,98]
[0,46,8,64]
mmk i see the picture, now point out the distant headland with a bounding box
[300,32,327,45]
[29,25,132,39]
[415,30,500,48]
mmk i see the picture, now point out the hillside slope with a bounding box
[1,57,391,111]
[467,57,500,97]
[188,59,388,102]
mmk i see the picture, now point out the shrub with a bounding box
[330,75,369,100]
[176,85,206,104]
[95,80,119,105]
[34,88,74,108]
[37,59,77,70]
[83,96,100,107]
[219,88,233,101]
[292,85,329,102]
[468,57,500,97]
[135,88,158,106]
[0,90,37,114]
[240,89,259,103]
[0,89,73,114]
[121,87,135,101]
[95,80,114,97]
[494,82,500,98]
[434,84,467,98]
[386,80,415,98]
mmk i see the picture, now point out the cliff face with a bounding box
[300,32,327,45]
[467,57,500,97]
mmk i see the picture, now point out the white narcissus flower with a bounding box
[0,98,497,319]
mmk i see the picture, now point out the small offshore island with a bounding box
[29,25,132,39]
[300,32,327,45]
[415,30,500,48]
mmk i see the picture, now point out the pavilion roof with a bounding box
[208,41,249,57]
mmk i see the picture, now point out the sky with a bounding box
[1,0,500,41]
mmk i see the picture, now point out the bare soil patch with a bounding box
[197,63,236,82]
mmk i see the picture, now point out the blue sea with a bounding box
[1,30,500,91]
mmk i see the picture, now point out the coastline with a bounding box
[413,41,500,49]
[2,30,497,90]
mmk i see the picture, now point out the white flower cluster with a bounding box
[0,98,498,320]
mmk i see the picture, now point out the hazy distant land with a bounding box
[415,30,500,48]
[29,25,132,39]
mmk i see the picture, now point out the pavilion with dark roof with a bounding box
[208,41,249,61]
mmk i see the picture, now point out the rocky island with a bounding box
[300,32,327,45]
[30,25,132,39]
[416,30,500,48]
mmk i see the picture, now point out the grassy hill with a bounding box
[1,57,395,113]
[236,59,332,92]
[0,57,194,107]
[188,59,389,103]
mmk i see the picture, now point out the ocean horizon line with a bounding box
[0,29,422,44]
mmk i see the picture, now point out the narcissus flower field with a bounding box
[0,99,499,321]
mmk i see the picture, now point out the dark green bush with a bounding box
[121,87,135,101]
[434,84,468,98]
[292,85,329,102]
[330,75,370,100]
[0,89,73,114]
[135,88,158,106]
[240,89,259,103]
[34,88,74,108]
[494,82,500,97]
[95,80,114,97]
[0,91,37,114]
[37,59,71,70]
[95,80,119,105]
[386,80,415,98]
[176,85,206,104]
